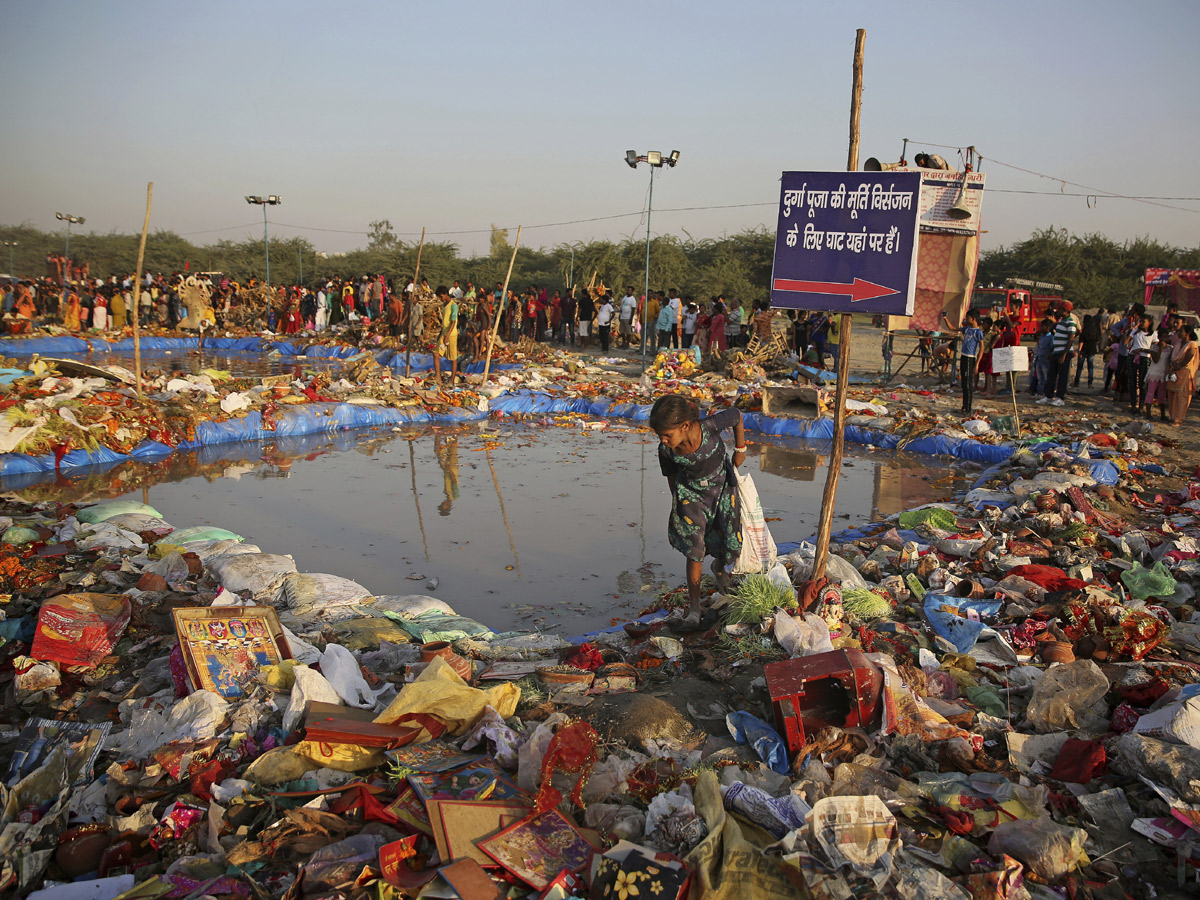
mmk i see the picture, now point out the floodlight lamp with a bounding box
[77,217,85,225]
[667,150,680,167]
[56,213,65,221]
[246,195,260,204]
[625,150,638,169]
[646,151,662,167]
[267,195,280,204]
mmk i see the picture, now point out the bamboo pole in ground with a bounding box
[812,28,865,582]
[482,226,523,383]
[129,182,154,398]
[405,227,426,377]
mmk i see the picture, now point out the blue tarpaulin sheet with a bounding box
[0,387,1016,491]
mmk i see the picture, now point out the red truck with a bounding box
[969,278,1065,340]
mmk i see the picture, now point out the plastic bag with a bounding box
[773,610,833,658]
[76,499,162,524]
[987,817,1086,880]
[374,655,519,737]
[922,594,1004,654]
[585,803,646,842]
[822,553,869,591]
[165,525,243,545]
[274,572,373,612]
[517,712,570,792]
[303,834,387,894]
[206,551,297,595]
[732,471,778,574]
[370,594,457,618]
[168,690,230,742]
[31,592,131,670]
[318,643,374,709]
[1026,659,1109,733]
[283,665,342,734]
[385,610,494,643]
[142,550,191,587]
[582,754,639,802]
[1121,560,1177,601]
[726,711,790,774]
[180,539,261,562]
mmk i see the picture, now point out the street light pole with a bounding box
[245,195,281,326]
[55,213,85,284]
[623,151,679,373]
[1,241,16,278]
[642,166,655,373]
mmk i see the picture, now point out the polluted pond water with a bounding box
[3,417,975,635]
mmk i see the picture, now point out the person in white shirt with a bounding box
[315,287,330,331]
[666,290,683,348]
[681,302,698,348]
[619,287,638,348]
[1128,314,1158,415]
[449,281,463,300]
[596,295,615,352]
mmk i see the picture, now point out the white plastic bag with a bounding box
[773,609,834,658]
[319,643,374,709]
[283,665,341,734]
[207,552,297,596]
[733,470,777,574]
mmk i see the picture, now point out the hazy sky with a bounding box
[3,0,1198,258]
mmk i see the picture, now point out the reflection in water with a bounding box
[758,445,822,483]
[752,442,961,521]
[408,439,430,561]
[872,461,956,518]
[434,434,460,516]
[1,421,974,634]
[485,447,521,576]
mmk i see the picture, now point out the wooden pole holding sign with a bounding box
[812,28,865,583]
[992,344,1027,439]
[130,182,154,399]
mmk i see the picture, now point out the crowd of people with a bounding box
[918,300,1199,426]
[4,266,1197,426]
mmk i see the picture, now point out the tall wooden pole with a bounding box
[130,182,153,399]
[482,226,523,383]
[812,29,865,582]
[404,227,426,377]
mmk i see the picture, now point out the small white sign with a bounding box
[992,346,1029,373]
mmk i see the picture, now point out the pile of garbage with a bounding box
[0,419,1198,900]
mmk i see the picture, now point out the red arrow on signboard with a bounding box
[772,277,897,303]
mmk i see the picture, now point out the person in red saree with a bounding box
[283,302,302,334]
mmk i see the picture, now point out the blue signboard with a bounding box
[769,171,922,315]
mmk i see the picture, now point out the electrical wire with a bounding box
[178,221,268,236]
[902,139,1200,215]
[172,179,1199,244]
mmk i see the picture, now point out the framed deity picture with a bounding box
[172,606,292,698]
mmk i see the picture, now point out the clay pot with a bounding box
[956,579,985,599]
[1034,491,1059,512]
[420,641,472,681]
[56,825,113,879]
[1039,641,1076,665]
[623,622,656,641]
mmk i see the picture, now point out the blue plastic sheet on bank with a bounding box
[0,388,1017,488]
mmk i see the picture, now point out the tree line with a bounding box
[2,219,1195,311]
